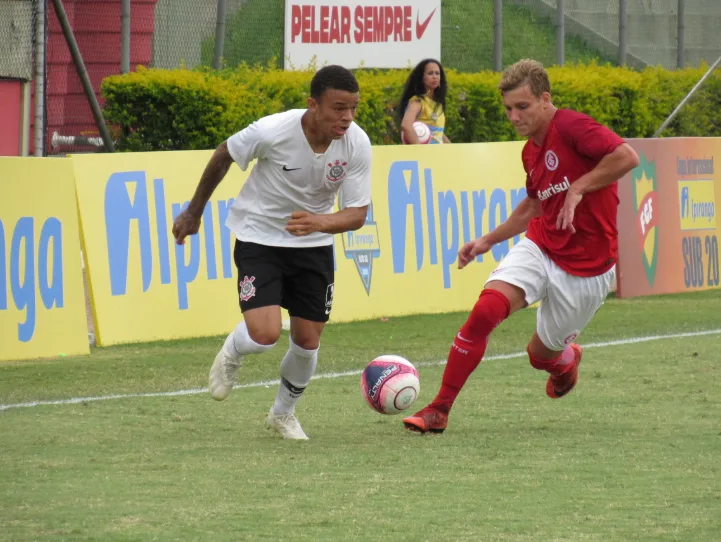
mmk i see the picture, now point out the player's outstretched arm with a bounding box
[458,197,541,269]
[172,142,234,245]
[485,196,541,245]
[285,206,368,237]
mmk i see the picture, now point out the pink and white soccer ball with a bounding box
[401,121,432,144]
[361,355,420,415]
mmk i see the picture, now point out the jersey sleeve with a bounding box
[526,176,538,199]
[557,112,625,161]
[339,133,372,209]
[521,142,539,199]
[226,117,272,171]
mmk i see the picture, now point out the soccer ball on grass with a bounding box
[361,355,420,415]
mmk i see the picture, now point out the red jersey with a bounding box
[522,109,625,277]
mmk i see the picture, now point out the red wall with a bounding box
[0,80,23,156]
[38,0,158,153]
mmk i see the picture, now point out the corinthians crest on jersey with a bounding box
[326,160,348,183]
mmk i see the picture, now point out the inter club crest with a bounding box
[545,150,559,171]
[631,153,659,286]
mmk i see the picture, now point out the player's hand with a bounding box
[556,188,583,234]
[172,209,202,245]
[458,237,493,269]
[286,211,321,236]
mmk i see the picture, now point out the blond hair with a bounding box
[498,59,551,97]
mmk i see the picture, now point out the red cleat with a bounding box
[546,343,583,399]
[403,405,449,434]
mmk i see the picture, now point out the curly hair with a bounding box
[310,65,359,99]
[396,58,447,123]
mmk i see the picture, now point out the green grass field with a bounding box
[2,290,720,541]
[201,0,611,71]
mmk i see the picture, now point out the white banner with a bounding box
[284,0,441,70]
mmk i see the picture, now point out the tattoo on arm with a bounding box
[188,143,233,215]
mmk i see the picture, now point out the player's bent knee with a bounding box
[460,289,512,338]
[243,312,282,346]
[247,328,281,347]
[292,338,320,351]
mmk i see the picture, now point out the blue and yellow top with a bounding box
[409,95,445,144]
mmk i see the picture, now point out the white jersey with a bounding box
[225,109,372,247]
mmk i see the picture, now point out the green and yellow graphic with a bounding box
[632,153,659,286]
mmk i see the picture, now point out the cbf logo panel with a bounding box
[632,153,659,286]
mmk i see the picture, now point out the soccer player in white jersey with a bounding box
[172,65,372,440]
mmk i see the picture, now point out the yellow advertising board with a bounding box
[73,142,527,345]
[677,179,716,232]
[72,151,253,346]
[333,143,527,322]
[0,158,89,361]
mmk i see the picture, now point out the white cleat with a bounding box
[265,408,309,440]
[208,342,242,401]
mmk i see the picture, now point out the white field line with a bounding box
[1,328,720,412]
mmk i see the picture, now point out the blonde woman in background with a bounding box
[398,58,451,144]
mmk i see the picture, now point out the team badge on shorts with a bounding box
[545,150,559,171]
[325,283,335,315]
[326,160,348,182]
[239,275,256,302]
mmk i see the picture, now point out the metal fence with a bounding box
[1,0,720,156]
[0,0,41,156]
[150,0,721,72]
[0,0,37,80]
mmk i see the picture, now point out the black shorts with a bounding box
[234,240,335,323]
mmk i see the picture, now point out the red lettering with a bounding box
[351,4,419,43]
[329,6,340,43]
[354,6,363,42]
[301,5,312,43]
[385,7,394,41]
[291,5,302,43]
[328,5,350,43]
[373,7,385,42]
[393,6,402,41]
[403,6,411,42]
[311,6,320,43]
[364,6,373,43]
[341,6,351,43]
[293,3,419,45]
[320,5,329,43]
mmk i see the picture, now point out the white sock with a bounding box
[272,340,318,415]
[223,321,275,359]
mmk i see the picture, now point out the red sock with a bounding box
[527,344,575,376]
[430,289,511,411]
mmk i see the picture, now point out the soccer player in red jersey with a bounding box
[403,59,640,434]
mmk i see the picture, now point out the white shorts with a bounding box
[485,238,616,351]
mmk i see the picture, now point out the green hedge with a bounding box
[101,63,721,151]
